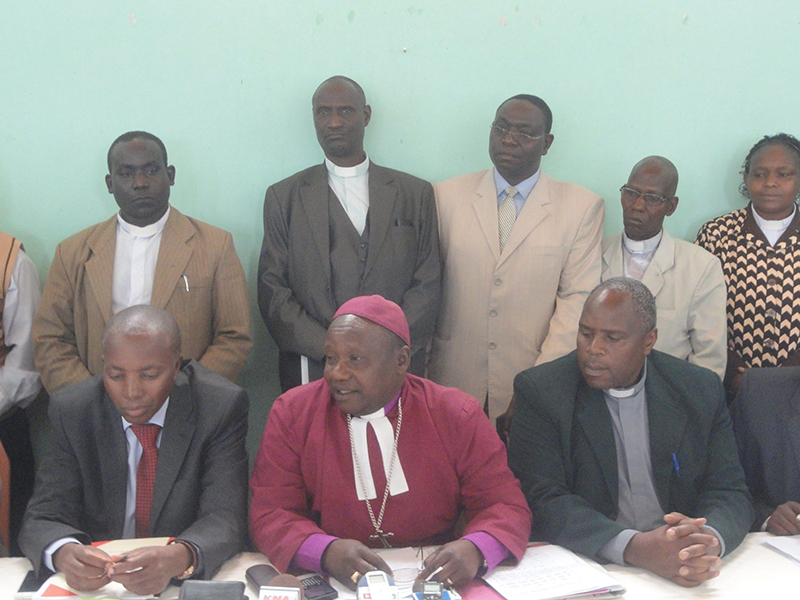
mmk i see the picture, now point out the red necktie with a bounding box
[131,423,161,538]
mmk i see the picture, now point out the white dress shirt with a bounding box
[0,249,42,415]
[325,156,370,236]
[752,204,796,246]
[622,230,663,280]
[112,207,170,314]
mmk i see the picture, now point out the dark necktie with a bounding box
[130,423,161,538]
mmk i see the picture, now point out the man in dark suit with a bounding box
[508,277,753,587]
[258,76,441,391]
[19,305,248,596]
[731,367,800,534]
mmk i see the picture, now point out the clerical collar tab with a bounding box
[325,155,370,178]
[117,205,171,237]
[622,229,662,255]
[606,359,647,398]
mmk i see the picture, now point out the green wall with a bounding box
[2,0,799,456]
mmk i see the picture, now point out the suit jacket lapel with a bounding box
[85,216,118,325]
[151,208,193,309]
[783,384,800,476]
[498,173,550,267]
[471,170,502,263]
[151,368,195,530]
[299,164,332,285]
[364,164,397,279]
[640,230,675,298]
[575,383,619,505]
[646,360,688,510]
[602,234,624,280]
[99,392,128,536]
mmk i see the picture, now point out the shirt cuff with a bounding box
[703,525,726,558]
[461,532,509,573]
[292,534,339,573]
[598,529,639,565]
[44,537,82,572]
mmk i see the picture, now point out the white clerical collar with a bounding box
[117,205,171,238]
[325,155,370,178]
[753,204,796,231]
[349,397,409,501]
[622,229,662,255]
[120,396,170,430]
[606,360,647,399]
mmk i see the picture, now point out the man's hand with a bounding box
[766,501,800,535]
[417,540,483,588]
[623,513,721,587]
[53,543,114,592]
[108,544,192,596]
[321,539,392,591]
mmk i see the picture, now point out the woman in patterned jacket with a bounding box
[697,133,800,403]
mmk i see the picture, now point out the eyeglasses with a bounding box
[619,186,672,207]
[490,124,544,143]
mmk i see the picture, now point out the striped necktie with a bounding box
[498,186,518,253]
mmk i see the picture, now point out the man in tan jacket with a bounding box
[33,131,252,394]
[430,95,604,420]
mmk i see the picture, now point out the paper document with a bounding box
[763,535,800,566]
[33,538,171,599]
[484,543,624,600]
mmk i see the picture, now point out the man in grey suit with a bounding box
[258,76,441,391]
[19,305,248,596]
[509,278,752,587]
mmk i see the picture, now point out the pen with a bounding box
[672,452,680,478]
[182,274,189,292]
[426,566,443,581]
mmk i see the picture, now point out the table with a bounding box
[2,533,797,599]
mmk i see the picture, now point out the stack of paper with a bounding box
[763,536,800,567]
[484,544,625,600]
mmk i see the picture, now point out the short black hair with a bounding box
[107,131,169,172]
[498,94,553,133]
[739,133,800,197]
[313,76,367,106]
[589,277,657,332]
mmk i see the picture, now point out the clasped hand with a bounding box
[623,512,722,587]
[53,542,191,595]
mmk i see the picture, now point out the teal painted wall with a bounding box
[2,1,799,455]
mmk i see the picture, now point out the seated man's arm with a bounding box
[686,256,728,381]
[693,375,754,552]
[32,243,93,394]
[198,232,252,381]
[536,196,604,366]
[508,367,628,559]
[258,185,329,362]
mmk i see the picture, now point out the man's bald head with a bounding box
[312,76,366,107]
[629,156,679,197]
[102,305,182,359]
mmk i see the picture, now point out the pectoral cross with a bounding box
[370,529,394,548]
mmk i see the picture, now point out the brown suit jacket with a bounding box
[33,207,252,393]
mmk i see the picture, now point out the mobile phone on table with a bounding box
[15,569,49,599]
[298,573,338,600]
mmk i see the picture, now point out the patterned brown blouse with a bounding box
[696,204,800,376]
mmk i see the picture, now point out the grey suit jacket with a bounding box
[258,162,440,388]
[731,366,800,528]
[508,350,753,560]
[19,360,249,578]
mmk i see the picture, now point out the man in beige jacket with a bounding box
[33,131,252,394]
[430,95,604,420]
[601,156,726,380]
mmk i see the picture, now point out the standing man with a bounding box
[0,231,41,555]
[20,305,249,596]
[508,278,752,587]
[431,94,604,419]
[33,131,252,394]
[602,156,726,380]
[259,76,440,391]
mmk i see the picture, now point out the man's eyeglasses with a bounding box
[490,124,544,143]
[619,186,672,207]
